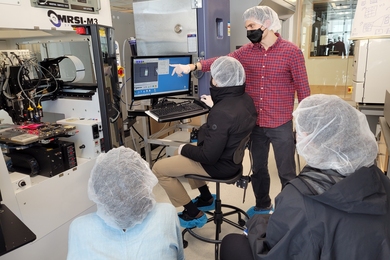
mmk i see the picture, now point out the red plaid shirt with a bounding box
[201,34,310,128]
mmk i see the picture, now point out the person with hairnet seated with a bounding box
[153,56,257,229]
[67,147,184,260]
[219,94,390,260]
[170,5,310,218]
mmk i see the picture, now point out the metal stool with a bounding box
[182,170,249,260]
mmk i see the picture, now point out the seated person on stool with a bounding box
[67,147,184,260]
[153,56,257,228]
[220,94,390,259]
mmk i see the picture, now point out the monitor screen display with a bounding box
[131,55,192,101]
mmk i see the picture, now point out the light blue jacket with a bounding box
[67,203,184,260]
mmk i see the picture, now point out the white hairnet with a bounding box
[210,56,245,87]
[243,6,281,31]
[293,94,378,176]
[88,146,158,230]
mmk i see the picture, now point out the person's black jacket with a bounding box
[246,165,390,259]
[181,84,257,178]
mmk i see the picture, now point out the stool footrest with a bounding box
[182,204,249,244]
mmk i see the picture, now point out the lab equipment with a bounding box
[145,99,209,122]
[0,196,36,256]
[130,54,193,105]
[133,0,230,96]
[352,38,390,104]
[0,1,119,258]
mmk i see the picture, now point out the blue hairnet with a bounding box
[293,94,378,176]
[88,146,158,230]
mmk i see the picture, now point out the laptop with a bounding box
[0,190,36,256]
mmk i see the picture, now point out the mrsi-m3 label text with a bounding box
[48,10,98,28]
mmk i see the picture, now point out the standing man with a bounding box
[333,37,346,56]
[171,6,310,218]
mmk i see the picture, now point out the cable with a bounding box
[129,127,141,154]
[109,105,121,123]
[122,38,131,113]
[152,146,166,163]
[2,66,13,100]
[129,99,134,110]
[116,81,128,105]
[131,125,144,141]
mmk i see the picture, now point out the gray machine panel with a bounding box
[197,0,230,96]
[133,0,231,97]
[133,0,197,55]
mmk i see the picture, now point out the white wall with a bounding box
[230,0,262,52]
[305,56,353,86]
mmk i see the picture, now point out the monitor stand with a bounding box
[150,97,159,108]
[150,98,176,109]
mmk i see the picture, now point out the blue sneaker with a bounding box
[178,210,207,228]
[191,194,216,211]
[246,205,274,218]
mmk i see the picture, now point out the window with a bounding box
[310,0,357,57]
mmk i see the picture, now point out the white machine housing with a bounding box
[57,118,103,159]
[0,0,112,31]
[0,1,114,259]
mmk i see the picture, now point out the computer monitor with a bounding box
[130,55,192,103]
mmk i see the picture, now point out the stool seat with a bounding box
[183,168,249,260]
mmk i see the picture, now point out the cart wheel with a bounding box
[183,240,188,248]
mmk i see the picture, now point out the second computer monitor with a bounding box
[131,55,192,102]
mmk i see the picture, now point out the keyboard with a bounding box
[146,100,209,122]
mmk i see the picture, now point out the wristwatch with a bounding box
[192,63,198,71]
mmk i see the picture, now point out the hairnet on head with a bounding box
[210,56,245,87]
[293,94,378,176]
[243,6,281,31]
[88,146,158,230]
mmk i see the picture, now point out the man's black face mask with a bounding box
[247,28,265,43]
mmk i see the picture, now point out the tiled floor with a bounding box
[152,148,305,260]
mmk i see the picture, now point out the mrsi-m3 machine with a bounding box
[0,1,123,259]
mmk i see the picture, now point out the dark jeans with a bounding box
[249,121,296,208]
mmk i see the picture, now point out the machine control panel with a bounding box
[57,118,103,159]
[9,172,32,193]
[30,0,101,13]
